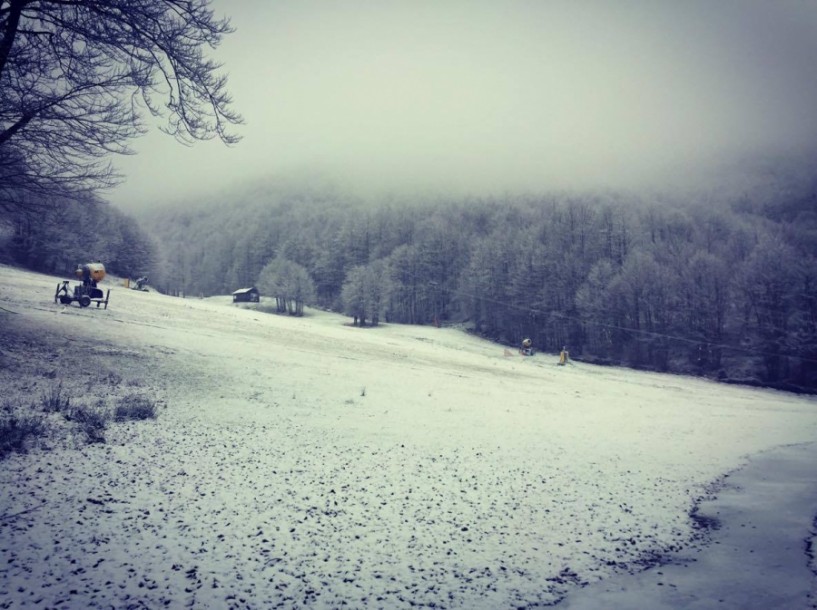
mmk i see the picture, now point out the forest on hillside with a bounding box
[136,165,817,392]
[1,195,157,283]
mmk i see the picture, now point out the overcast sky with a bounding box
[109,0,817,210]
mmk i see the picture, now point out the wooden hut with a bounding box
[232,286,260,303]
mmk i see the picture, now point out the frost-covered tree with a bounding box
[736,235,799,381]
[8,195,156,278]
[257,258,315,316]
[341,261,391,327]
[386,245,424,324]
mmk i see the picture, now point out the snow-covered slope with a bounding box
[1,263,815,609]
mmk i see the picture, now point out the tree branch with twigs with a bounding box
[0,0,243,216]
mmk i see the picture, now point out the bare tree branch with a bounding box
[0,0,243,215]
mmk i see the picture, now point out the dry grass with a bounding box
[0,322,162,459]
[114,394,157,422]
[0,402,44,459]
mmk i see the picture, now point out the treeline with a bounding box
[1,196,158,282]
[141,176,817,391]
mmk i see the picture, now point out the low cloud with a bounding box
[111,0,817,209]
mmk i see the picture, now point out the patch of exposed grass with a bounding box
[114,394,157,422]
[0,403,44,459]
[65,404,110,444]
[40,381,69,413]
[3,314,168,459]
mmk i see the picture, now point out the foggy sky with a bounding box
[110,0,817,210]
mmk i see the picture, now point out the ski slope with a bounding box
[1,263,816,609]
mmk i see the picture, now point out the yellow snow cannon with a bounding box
[75,262,106,283]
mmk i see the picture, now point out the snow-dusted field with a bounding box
[1,263,816,609]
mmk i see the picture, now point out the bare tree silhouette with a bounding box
[0,0,242,214]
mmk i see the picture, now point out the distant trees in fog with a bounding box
[141,176,817,391]
[341,261,391,326]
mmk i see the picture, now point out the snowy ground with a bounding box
[1,263,816,609]
[561,442,817,609]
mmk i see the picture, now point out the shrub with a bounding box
[114,395,157,422]
[0,413,44,459]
